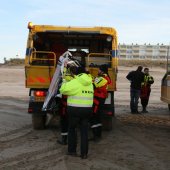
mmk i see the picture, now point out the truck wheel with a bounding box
[102,117,113,131]
[168,104,170,111]
[32,114,46,130]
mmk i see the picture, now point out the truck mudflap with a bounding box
[99,91,115,130]
[100,104,115,131]
[28,101,46,114]
[100,104,115,117]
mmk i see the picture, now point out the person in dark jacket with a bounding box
[126,66,144,114]
[140,68,154,113]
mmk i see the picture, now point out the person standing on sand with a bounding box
[140,68,154,113]
[126,66,144,114]
[56,65,77,145]
[90,64,111,141]
[59,66,93,159]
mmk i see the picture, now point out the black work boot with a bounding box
[89,128,97,141]
[80,154,88,159]
[96,126,102,138]
[92,128,101,142]
[142,107,148,113]
[57,135,67,145]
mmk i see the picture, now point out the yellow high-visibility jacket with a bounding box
[60,73,94,107]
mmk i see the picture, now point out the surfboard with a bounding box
[42,51,72,111]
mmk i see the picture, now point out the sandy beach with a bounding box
[0,65,170,170]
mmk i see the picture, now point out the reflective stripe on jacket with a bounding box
[68,96,93,107]
[142,75,154,87]
[93,74,111,98]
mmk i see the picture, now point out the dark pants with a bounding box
[130,88,140,112]
[57,96,68,136]
[141,89,151,110]
[67,106,92,156]
[60,115,68,135]
[90,97,105,138]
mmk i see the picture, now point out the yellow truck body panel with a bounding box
[161,75,170,104]
[25,23,118,90]
[25,65,55,88]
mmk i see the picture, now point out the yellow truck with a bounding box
[161,48,170,111]
[25,22,118,129]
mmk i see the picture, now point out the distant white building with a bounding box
[118,44,170,60]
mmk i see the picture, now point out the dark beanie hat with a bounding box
[99,64,108,73]
[77,66,86,74]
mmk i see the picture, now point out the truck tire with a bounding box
[32,114,46,130]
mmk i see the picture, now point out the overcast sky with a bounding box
[0,0,170,63]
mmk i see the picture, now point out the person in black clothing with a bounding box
[126,66,144,114]
[57,65,78,145]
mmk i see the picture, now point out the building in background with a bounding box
[118,44,169,60]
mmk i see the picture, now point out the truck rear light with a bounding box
[28,108,33,113]
[106,111,113,116]
[34,91,46,97]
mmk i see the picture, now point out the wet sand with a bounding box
[0,66,170,170]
